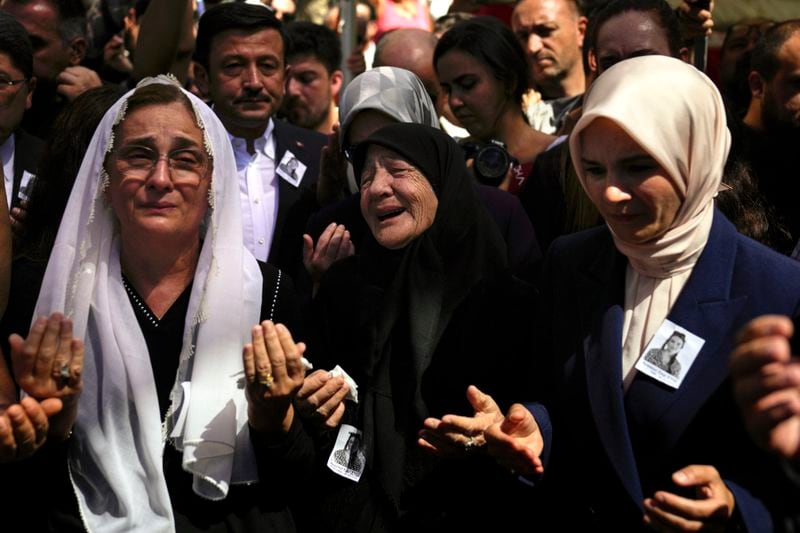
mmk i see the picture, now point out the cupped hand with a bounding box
[243,321,307,435]
[643,465,734,532]
[10,314,84,404]
[484,403,544,476]
[295,369,350,430]
[303,223,355,285]
[0,396,62,463]
[418,385,504,457]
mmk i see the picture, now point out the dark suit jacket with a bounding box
[531,211,800,531]
[268,119,326,279]
[11,129,44,209]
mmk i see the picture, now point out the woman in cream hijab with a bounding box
[431,56,800,531]
[3,76,311,532]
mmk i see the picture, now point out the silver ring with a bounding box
[58,363,70,387]
[464,436,478,451]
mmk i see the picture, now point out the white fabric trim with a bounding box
[33,75,263,531]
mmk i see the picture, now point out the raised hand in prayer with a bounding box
[243,321,307,437]
[9,313,84,441]
[295,370,350,431]
[643,465,734,532]
[731,315,800,464]
[418,385,505,458]
[316,124,350,207]
[303,222,355,288]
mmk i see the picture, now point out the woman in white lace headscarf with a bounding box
[10,76,311,532]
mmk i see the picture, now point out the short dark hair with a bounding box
[434,16,530,106]
[0,11,33,78]
[750,19,800,81]
[586,0,682,61]
[194,2,287,70]
[286,21,341,74]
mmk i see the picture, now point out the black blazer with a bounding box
[531,211,800,531]
[268,119,326,280]
[11,129,44,209]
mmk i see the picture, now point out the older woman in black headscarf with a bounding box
[297,123,536,531]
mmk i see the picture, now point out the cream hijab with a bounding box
[33,76,263,531]
[569,56,731,388]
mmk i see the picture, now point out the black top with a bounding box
[0,261,312,533]
[303,125,539,532]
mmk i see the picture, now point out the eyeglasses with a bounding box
[114,145,210,182]
[0,76,28,92]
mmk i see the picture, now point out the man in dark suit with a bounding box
[0,11,43,215]
[1,0,102,140]
[193,3,326,278]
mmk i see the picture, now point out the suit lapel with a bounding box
[625,213,746,453]
[576,234,645,508]
[12,131,39,207]
[270,122,304,263]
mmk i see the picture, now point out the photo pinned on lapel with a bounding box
[635,319,705,389]
[18,171,35,202]
[327,424,366,482]
[276,150,306,187]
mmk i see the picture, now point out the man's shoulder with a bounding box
[13,129,45,172]
[273,119,327,153]
[14,129,45,155]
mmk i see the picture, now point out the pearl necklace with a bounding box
[122,275,160,328]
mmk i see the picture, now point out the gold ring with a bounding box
[258,372,274,388]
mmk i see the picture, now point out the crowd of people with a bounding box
[0,0,798,531]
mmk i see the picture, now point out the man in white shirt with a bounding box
[0,11,43,217]
[194,2,326,277]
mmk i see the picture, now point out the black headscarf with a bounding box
[350,123,509,511]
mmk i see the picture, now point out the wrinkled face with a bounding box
[106,102,212,243]
[663,335,685,356]
[580,118,682,245]
[511,0,583,89]
[282,54,338,130]
[761,33,800,133]
[436,50,509,141]
[359,144,438,249]
[2,0,76,84]
[0,52,33,144]
[592,10,672,75]
[205,28,286,137]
